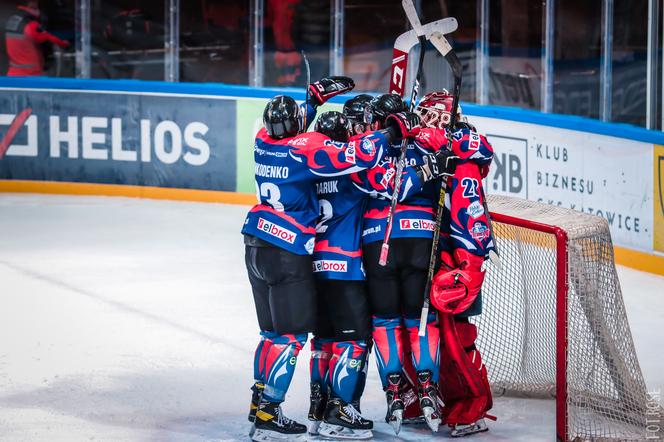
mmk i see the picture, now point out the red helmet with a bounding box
[415,90,462,129]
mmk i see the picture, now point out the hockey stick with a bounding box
[378,0,427,266]
[390,17,458,96]
[301,50,311,130]
[419,31,462,336]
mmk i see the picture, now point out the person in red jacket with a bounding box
[4,1,69,76]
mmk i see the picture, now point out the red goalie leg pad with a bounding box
[438,314,493,426]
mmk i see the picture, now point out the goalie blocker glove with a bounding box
[309,76,355,106]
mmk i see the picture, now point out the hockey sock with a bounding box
[352,340,371,404]
[405,312,440,382]
[372,316,405,388]
[328,340,367,403]
[310,337,333,388]
[260,332,307,402]
[253,333,272,384]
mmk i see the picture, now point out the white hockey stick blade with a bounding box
[429,31,453,57]
[402,0,424,35]
[393,18,458,53]
[418,305,429,336]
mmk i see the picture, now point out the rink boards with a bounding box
[0,76,662,272]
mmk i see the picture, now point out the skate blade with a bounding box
[251,428,307,441]
[422,407,441,432]
[450,419,489,438]
[389,409,403,435]
[308,420,321,436]
[402,415,425,425]
[318,423,373,440]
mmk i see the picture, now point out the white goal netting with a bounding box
[475,195,662,441]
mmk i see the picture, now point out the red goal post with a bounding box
[478,195,661,441]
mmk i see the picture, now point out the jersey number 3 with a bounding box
[258,182,284,211]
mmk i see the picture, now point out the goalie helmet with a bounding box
[315,111,352,142]
[263,95,303,139]
[416,90,462,129]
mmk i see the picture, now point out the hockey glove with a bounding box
[454,119,477,132]
[309,76,355,106]
[384,111,421,141]
[418,149,459,182]
[431,249,485,314]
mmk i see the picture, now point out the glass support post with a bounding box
[330,0,344,76]
[542,0,554,113]
[477,0,489,104]
[164,0,180,82]
[75,0,91,78]
[647,0,660,129]
[600,0,613,122]
[250,0,265,87]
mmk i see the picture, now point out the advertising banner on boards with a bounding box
[0,89,237,191]
[469,116,654,252]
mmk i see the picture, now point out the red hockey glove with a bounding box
[309,76,355,106]
[431,249,485,314]
[385,111,421,141]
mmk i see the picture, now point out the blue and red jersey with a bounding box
[242,124,390,255]
[312,158,423,281]
[361,127,448,245]
[439,129,495,258]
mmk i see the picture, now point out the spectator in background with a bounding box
[4,0,69,76]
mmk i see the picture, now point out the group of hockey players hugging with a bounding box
[242,76,496,441]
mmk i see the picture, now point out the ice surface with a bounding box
[0,194,661,442]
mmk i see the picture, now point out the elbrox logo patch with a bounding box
[312,260,348,273]
[400,219,435,231]
[257,218,296,244]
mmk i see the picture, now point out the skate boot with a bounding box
[318,397,373,440]
[252,400,307,441]
[307,381,328,435]
[417,370,442,432]
[384,372,405,435]
[248,382,265,423]
[450,418,489,437]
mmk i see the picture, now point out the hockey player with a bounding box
[307,109,457,440]
[359,93,453,434]
[419,91,496,437]
[243,77,422,442]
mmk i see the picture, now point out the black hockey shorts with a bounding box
[314,280,372,342]
[244,235,316,335]
[363,237,432,319]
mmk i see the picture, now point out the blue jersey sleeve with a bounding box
[350,160,423,202]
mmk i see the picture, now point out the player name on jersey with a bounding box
[255,164,290,179]
[316,180,339,194]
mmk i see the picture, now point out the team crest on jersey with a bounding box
[467,201,485,219]
[257,218,297,244]
[470,222,490,241]
[361,138,376,155]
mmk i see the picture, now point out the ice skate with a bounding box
[318,397,373,440]
[307,381,328,435]
[248,382,265,423]
[416,370,442,432]
[450,418,489,437]
[251,400,307,441]
[384,372,405,435]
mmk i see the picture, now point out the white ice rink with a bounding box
[0,194,662,442]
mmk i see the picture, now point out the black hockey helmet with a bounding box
[263,95,302,139]
[343,94,373,122]
[315,111,352,142]
[364,93,406,128]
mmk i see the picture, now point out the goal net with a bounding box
[475,195,661,441]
